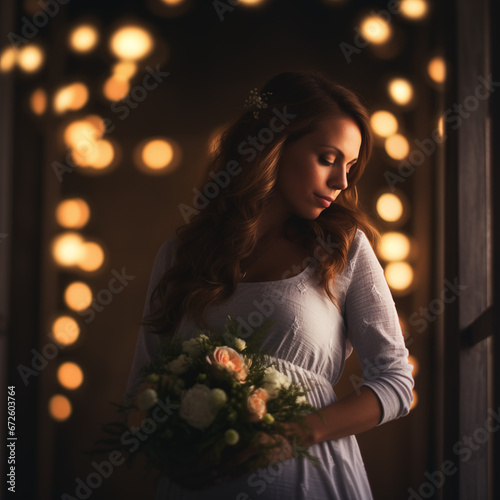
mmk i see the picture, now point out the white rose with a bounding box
[234,338,246,351]
[179,384,216,430]
[182,338,203,358]
[296,394,307,404]
[263,366,291,398]
[136,388,158,411]
[168,354,192,375]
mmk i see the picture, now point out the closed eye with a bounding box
[319,156,335,166]
[320,156,357,172]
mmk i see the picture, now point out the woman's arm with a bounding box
[341,230,414,426]
[285,385,383,448]
[124,237,177,404]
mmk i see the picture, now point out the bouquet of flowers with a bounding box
[97,315,321,485]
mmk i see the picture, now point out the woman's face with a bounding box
[273,113,362,220]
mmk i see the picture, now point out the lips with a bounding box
[314,193,333,208]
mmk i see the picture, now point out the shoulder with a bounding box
[147,235,180,282]
[155,235,180,265]
[346,228,376,265]
[328,229,374,296]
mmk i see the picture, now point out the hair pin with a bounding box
[243,88,273,119]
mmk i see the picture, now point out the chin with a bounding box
[301,209,324,220]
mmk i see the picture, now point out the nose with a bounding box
[328,162,349,191]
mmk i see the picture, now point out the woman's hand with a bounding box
[210,421,313,485]
[165,421,314,490]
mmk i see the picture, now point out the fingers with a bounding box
[168,433,295,490]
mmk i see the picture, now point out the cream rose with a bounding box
[128,382,157,428]
[295,394,307,405]
[179,384,215,430]
[262,366,291,398]
[207,346,249,382]
[234,338,246,351]
[136,388,158,411]
[247,387,270,422]
[168,354,192,375]
[182,338,203,358]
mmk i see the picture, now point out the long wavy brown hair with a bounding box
[142,70,379,337]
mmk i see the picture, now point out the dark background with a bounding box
[1,0,497,499]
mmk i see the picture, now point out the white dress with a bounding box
[125,229,414,500]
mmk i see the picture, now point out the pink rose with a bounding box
[207,346,250,382]
[247,388,269,422]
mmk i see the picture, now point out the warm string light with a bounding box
[400,0,428,20]
[0,44,45,73]
[69,24,99,53]
[378,232,411,261]
[133,137,182,174]
[376,193,404,222]
[109,25,154,60]
[388,78,414,106]
[370,110,398,137]
[359,15,392,44]
[47,19,170,423]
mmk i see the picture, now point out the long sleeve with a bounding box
[124,236,178,405]
[343,230,414,425]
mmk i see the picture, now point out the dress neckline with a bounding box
[237,262,313,286]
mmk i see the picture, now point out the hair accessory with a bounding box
[244,88,273,119]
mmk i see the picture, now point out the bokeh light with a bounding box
[437,116,444,138]
[53,82,89,114]
[376,193,404,222]
[388,78,414,105]
[48,394,72,421]
[385,134,410,160]
[103,75,130,101]
[17,44,44,72]
[51,315,80,346]
[63,116,117,171]
[400,0,428,19]
[69,25,99,53]
[77,241,105,272]
[109,26,153,60]
[63,119,101,149]
[0,47,17,72]
[134,137,182,174]
[142,139,174,169]
[55,198,90,229]
[370,111,398,137]
[378,232,411,261]
[57,362,84,390]
[428,56,446,84]
[385,262,414,291]
[90,139,115,169]
[30,88,47,115]
[72,139,115,169]
[112,61,137,79]
[359,15,392,44]
[64,282,93,311]
[51,232,85,266]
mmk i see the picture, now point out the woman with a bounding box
[125,70,414,499]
